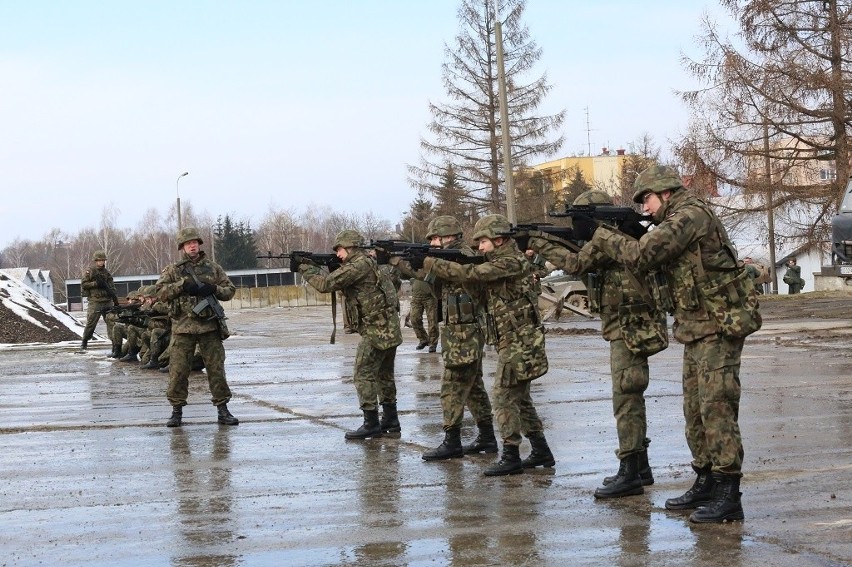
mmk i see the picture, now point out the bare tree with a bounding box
[677,0,852,241]
[409,0,565,215]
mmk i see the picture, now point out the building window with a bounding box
[820,168,837,181]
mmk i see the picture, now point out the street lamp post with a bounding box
[176,172,189,231]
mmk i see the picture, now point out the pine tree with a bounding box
[409,0,564,215]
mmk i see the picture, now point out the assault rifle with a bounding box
[181,264,228,330]
[257,251,342,272]
[550,204,650,239]
[367,240,485,267]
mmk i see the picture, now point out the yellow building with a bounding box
[529,148,628,196]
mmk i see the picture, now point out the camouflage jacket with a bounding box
[380,264,403,292]
[300,249,402,350]
[156,251,235,335]
[590,190,744,343]
[81,265,116,302]
[424,240,547,382]
[396,239,487,367]
[531,237,650,341]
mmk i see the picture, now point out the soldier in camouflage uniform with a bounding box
[422,215,553,476]
[109,289,143,358]
[80,250,119,351]
[586,165,762,523]
[140,286,172,370]
[297,229,403,440]
[157,227,239,427]
[389,216,498,461]
[118,288,151,362]
[409,278,438,351]
[529,190,666,498]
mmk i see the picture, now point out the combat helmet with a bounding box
[92,250,107,261]
[471,214,512,241]
[632,165,684,204]
[176,227,204,250]
[333,229,364,251]
[426,216,463,239]
[573,190,613,207]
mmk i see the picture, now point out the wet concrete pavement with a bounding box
[1,303,851,566]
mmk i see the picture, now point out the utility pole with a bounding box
[496,20,516,224]
[763,120,778,294]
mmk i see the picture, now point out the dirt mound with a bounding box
[0,272,84,345]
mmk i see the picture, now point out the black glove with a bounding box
[571,215,600,242]
[513,233,530,252]
[182,278,199,295]
[619,219,648,240]
[194,283,216,297]
[408,252,425,270]
[289,254,303,273]
[373,248,391,265]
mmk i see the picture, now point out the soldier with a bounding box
[388,215,498,461]
[585,165,761,523]
[109,289,143,358]
[421,214,552,476]
[156,227,238,427]
[529,190,666,498]
[79,250,119,351]
[297,229,403,439]
[409,277,438,352]
[140,286,172,370]
[783,258,805,294]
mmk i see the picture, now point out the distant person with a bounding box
[79,250,118,351]
[783,258,805,294]
[410,277,438,352]
[157,227,239,427]
[743,257,770,294]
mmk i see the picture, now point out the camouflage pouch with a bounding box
[699,268,762,338]
[618,302,668,356]
[441,322,484,368]
[497,325,548,384]
[586,273,602,313]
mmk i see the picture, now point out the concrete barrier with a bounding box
[220,285,332,310]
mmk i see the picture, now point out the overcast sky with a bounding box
[0,0,724,248]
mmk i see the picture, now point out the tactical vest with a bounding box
[654,195,761,340]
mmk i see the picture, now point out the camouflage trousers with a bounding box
[682,334,745,475]
[610,339,650,460]
[167,331,231,407]
[492,378,544,446]
[126,325,146,353]
[82,300,114,342]
[440,358,492,430]
[410,295,438,346]
[354,340,397,411]
[111,322,129,354]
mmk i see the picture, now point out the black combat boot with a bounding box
[379,403,401,433]
[415,340,428,350]
[422,426,464,461]
[603,438,654,486]
[689,473,744,523]
[109,342,122,358]
[217,403,239,426]
[463,420,499,454]
[521,432,556,469]
[140,347,161,370]
[159,365,170,373]
[345,410,382,440]
[166,406,182,428]
[119,345,140,362]
[79,339,88,352]
[665,465,715,510]
[594,453,644,498]
[484,444,524,476]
